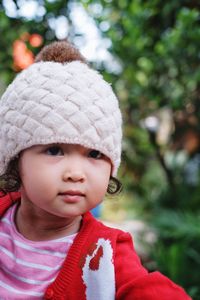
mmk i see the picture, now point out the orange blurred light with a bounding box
[13,39,34,71]
[29,34,43,47]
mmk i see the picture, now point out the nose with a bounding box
[63,170,85,182]
[62,157,85,182]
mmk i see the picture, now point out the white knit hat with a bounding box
[0,43,122,176]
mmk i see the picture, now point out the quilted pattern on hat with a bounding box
[0,61,122,175]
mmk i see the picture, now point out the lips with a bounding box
[59,190,84,203]
[59,190,84,196]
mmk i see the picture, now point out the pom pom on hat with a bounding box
[0,40,122,176]
[35,40,87,64]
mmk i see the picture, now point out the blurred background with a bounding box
[0,0,200,298]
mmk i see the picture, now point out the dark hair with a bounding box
[0,156,122,195]
[0,157,21,194]
[107,176,122,195]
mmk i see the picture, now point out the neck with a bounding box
[15,202,82,241]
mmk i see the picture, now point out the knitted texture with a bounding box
[0,61,122,175]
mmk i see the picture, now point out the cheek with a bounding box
[19,168,52,204]
[104,162,112,181]
[95,164,111,193]
[18,156,42,194]
[19,156,32,185]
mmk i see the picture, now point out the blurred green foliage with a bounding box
[83,1,200,298]
[0,0,200,298]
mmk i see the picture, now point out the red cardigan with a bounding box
[0,192,191,300]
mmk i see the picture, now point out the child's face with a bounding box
[18,144,111,219]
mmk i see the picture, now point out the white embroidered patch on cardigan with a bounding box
[82,238,115,300]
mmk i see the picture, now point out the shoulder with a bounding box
[80,212,138,264]
[0,192,20,216]
[82,212,131,242]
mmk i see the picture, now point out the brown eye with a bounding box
[88,150,103,159]
[46,146,64,156]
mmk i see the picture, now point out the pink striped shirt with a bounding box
[0,204,77,299]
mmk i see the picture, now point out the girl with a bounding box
[0,41,191,299]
